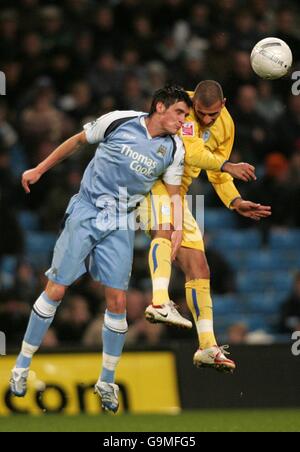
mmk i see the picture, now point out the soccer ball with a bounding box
[250,37,293,80]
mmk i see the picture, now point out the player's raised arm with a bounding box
[22,131,87,194]
[21,110,141,193]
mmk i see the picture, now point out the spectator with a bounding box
[120,75,148,111]
[40,167,81,231]
[256,80,284,124]
[227,322,274,344]
[13,260,37,301]
[59,81,94,123]
[276,7,300,62]
[0,204,24,256]
[131,15,158,62]
[39,6,72,52]
[20,89,68,157]
[21,32,46,86]
[227,322,249,344]
[0,146,20,207]
[55,295,92,345]
[0,10,19,60]
[206,247,236,295]
[274,95,300,158]
[231,84,271,163]
[280,273,300,334]
[246,152,293,227]
[126,289,165,346]
[88,51,123,100]
[233,9,260,52]
[0,293,30,346]
[93,5,120,54]
[207,29,232,82]
[225,51,258,100]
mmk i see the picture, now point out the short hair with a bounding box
[149,84,192,116]
[194,80,224,107]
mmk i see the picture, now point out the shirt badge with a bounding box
[203,130,211,142]
[157,145,167,157]
[181,122,195,136]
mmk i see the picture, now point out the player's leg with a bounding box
[146,225,192,328]
[94,287,127,413]
[140,181,192,328]
[10,196,97,396]
[142,181,173,306]
[10,281,67,397]
[90,223,134,413]
[176,243,236,373]
[176,246,217,348]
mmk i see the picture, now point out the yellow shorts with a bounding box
[138,180,205,252]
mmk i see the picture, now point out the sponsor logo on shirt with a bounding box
[181,122,195,137]
[121,145,158,176]
[123,133,137,140]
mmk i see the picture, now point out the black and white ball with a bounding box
[250,37,293,80]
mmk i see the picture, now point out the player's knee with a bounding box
[198,260,211,280]
[105,289,127,314]
[151,225,173,241]
[186,266,210,281]
[45,281,66,302]
[182,253,211,281]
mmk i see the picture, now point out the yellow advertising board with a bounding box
[0,352,180,415]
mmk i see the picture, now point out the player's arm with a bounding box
[164,182,183,260]
[22,131,87,193]
[182,135,256,179]
[207,121,271,220]
[22,110,140,194]
[162,136,185,260]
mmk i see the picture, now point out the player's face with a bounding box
[159,101,190,135]
[194,99,225,128]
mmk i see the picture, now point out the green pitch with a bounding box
[1,409,300,432]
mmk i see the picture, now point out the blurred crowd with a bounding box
[1,0,300,349]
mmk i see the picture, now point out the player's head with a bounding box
[149,85,192,134]
[193,80,226,128]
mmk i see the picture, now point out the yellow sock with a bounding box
[186,279,217,349]
[149,238,171,306]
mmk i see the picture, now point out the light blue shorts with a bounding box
[45,195,135,291]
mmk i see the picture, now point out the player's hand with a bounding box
[171,230,183,261]
[232,199,272,221]
[223,162,257,182]
[21,168,42,194]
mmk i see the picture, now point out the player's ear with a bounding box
[222,98,227,107]
[156,102,167,114]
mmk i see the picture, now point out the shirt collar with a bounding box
[140,115,153,140]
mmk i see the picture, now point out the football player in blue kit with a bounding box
[10,86,192,412]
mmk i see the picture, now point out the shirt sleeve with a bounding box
[163,136,185,186]
[183,136,226,171]
[206,119,241,208]
[83,110,143,144]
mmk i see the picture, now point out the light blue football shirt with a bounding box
[79,111,185,211]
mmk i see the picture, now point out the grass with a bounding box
[1,409,300,432]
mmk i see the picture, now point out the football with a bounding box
[250,37,293,80]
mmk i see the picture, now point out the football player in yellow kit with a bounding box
[142,81,272,372]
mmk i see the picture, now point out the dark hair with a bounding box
[194,80,224,107]
[149,84,192,116]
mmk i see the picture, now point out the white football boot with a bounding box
[193,346,236,373]
[145,301,193,329]
[94,381,119,413]
[10,367,29,397]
